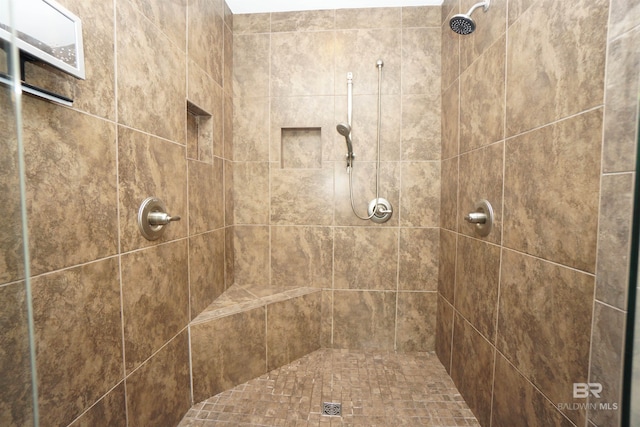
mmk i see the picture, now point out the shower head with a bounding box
[336,122,354,168]
[449,0,490,35]
[337,122,351,137]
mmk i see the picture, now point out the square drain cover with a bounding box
[322,402,341,416]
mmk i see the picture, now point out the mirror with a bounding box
[0,0,85,79]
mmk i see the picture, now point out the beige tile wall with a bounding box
[437,0,637,426]
[232,6,442,353]
[0,0,233,425]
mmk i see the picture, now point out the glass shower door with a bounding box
[0,0,39,425]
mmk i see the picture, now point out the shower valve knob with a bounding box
[464,212,487,224]
[464,200,494,237]
[148,212,181,226]
[138,197,181,240]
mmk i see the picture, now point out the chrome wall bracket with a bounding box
[464,199,494,237]
[137,197,181,241]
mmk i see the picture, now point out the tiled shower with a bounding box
[1,0,637,427]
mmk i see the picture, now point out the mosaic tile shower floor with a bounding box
[178,348,480,427]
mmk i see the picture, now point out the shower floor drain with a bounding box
[322,402,342,416]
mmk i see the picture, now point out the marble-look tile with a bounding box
[126,332,191,427]
[459,36,505,152]
[271,31,334,96]
[503,110,602,272]
[233,226,269,286]
[441,5,460,91]
[507,0,536,26]
[396,292,437,352]
[233,97,270,161]
[58,0,116,120]
[335,7,401,29]
[440,156,458,231]
[128,0,186,50]
[188,0,223,84]
[32,259,123,427]
[332,290,397,350]
[436,295,454,374]
[609,0,640,39]
[121,241,189,371]
[232,162,269,225]
[602,26,640,173]
[271,96,335,165]
[280,128,322,169]
[117,126,187,253]
[271,10,335,32]
[491,354,574,427]
[267,292,321,370]
[596,173,633,310]
[321,290,333,347]
[188,59,223,161]
[271,226,333,288]
[403,6,441,28]
[458,142,503,245]
[224,94,234,160]
[233,13,271,34]
[438,229,456,304]
[224,226,235,286]
[506,0,608,136]
[455,236,500,342]
[270,168,334,226]
[0,97,25,284]
[189,158,224,235]
[334,161,400,227]
[441,0,456,24]
[0,283,34,427]
[336,94,401,162]
[451,314,494,427]
[68,383,126,427]
[232,34,270,98]
[399,228,439,291]
[400,161,440,227]
[191,307,267,401]
[335,29,401,96]
[441,80,459,160]
[588,302,625,426]
[459,0,507,73]
[224,160,234,226]
[189,229,226,319]
[402,28,441,98]
[223,23,233,96]
[497,250,593,426]
[117,0,185,143]
[334,227,398,290]
[21,99,117,275]
[401,94,441,161]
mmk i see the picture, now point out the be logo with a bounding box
[573,383,602,399]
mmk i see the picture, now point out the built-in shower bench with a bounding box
[189,283,322,403]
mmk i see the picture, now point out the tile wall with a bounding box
[231,6,443,353]
[437,0,638,426]
[0,0,232,425]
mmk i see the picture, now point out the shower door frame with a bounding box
[1,0,39,424]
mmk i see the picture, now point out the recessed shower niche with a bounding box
[280,127,322,169]
[187,100,213,162]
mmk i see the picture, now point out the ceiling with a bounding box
[225,0,443,14]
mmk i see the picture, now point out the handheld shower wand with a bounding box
[336,122,354,169]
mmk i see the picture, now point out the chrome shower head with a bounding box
[336,122,351,137]
[449,0,490,35]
